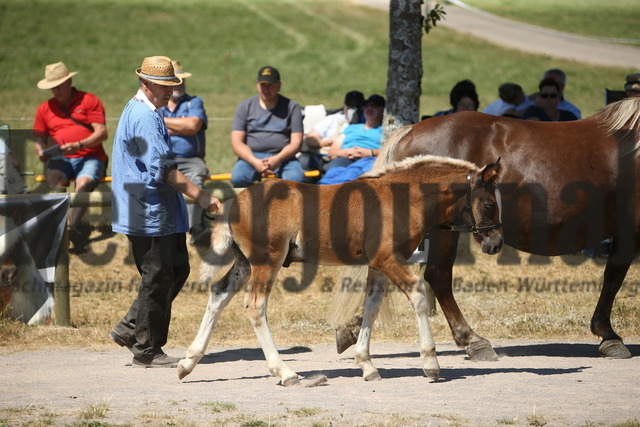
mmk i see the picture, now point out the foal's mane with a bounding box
[598,96,640,152]
[361,154,479,179]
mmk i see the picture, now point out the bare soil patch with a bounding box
[1,340,639,426]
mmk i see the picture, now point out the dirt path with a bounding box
[354,0,640,69]
[2,340,639,426]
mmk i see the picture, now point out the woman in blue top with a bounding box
[523,78,578,122]
[325,94,385,171]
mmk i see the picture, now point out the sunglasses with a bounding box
[540,93,558,99]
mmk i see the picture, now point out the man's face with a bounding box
[171,82,186,100]
[256,81,280,104]
[51,79,73,105]
[142,80,173,108]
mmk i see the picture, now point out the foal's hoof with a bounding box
[466,340,499,361]
[599,339,632,359]
[423,369,440,381]
[281,376,301,387]
[177,364,189,380]
[364,372,382,381]
[335,326,358,354]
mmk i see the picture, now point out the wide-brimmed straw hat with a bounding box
[37,62,78,90]
[171,60,192,79]
[135,56,182,86]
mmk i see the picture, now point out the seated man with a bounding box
[159,60,210,245]
[33,62,108,251]
[319,94,385,185]
[230,66,304,188]
[301,90,365,173]
[482,82,533,117]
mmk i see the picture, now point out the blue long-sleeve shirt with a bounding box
[111,89,188,236]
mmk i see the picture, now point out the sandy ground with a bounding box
[2,340,639,426]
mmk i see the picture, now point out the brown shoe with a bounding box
[132,353,180,368]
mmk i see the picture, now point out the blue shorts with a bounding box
[47,156,106,182]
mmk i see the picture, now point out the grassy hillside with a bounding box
[0,0,631,185]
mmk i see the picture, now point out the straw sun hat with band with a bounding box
[135,56,182,86]
[37,62,78,90]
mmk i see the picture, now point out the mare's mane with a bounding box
[361,154,479,179]
[597,96,640,152]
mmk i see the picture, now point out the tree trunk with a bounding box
[384,0,424,142]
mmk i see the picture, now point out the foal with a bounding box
[178,155,502,385]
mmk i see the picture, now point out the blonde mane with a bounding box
[598,96,640,152]
[361,153,479,179]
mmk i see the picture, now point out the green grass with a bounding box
[0,0,631,190]
[463,0,640,42]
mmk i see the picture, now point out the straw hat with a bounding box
[37,62,78,90]
[171,60,192,79]
[135,56,182,86]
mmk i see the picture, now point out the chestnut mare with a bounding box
[179,155,502,385]
[337,96,640,360]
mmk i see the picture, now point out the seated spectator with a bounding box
[32,61,108,252]
[301,90,365,173]
[318,94,385,185]
[625,73,640,98]
[523,78,578,122]
[530,68,581,119]
[483,82,533,117]
[230,66,304,187]
[159,60,210,246]
[433,80,479,116]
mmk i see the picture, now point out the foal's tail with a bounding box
[200,201,237,285]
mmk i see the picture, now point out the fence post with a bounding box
[54,223,71,326]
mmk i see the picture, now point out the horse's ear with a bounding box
[481,157,500,184]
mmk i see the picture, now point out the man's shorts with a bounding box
[47,156,106,182]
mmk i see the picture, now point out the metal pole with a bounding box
[54,219,71,326]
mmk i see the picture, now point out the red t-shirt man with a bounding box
[33,89,108,161]
[33,61,109,251]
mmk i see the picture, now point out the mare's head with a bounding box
[452,158,503,255]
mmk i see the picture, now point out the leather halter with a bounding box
[439,172,502,234]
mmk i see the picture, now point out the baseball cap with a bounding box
[257,66,280,84]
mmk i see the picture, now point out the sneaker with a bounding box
[110,330,135,350]
[132,353,181,368]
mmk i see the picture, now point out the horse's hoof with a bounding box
[282,377,301,387]
[599,339,632,359]
[177,364,189,380]
[423,369,440,381]
[467,340,499,361]
[364,372,382,381]
[335,326,358,354]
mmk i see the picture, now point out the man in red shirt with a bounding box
[33,62,108,251]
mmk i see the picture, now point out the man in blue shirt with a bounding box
[110,56,222,368]
[230,66,304,187]
[159,60,210,246]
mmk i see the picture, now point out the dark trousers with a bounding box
[113,233,190,362]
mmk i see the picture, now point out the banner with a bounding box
[0,194,69,324]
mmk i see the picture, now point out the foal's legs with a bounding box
[424,229,498,361]
[245,263,300,386]
[178,257,250,379]
[352,267,387,381]
[375,262,440,380]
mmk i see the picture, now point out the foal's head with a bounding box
[455,158,503,255]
